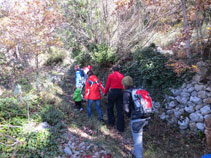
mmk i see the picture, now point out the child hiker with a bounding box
[84,70,105,122]
[73,87,83,111]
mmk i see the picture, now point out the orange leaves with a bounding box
[165,59,199,76]
[0,0,62,54]
[165,59,191,76]
[114,0,134,11]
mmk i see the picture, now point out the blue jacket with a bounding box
[75,69,83,87]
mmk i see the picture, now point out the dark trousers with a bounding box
[75,101,82,109]
[107,89,124,132]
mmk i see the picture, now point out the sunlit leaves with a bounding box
[0,0,62,53]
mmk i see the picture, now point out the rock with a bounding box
[205,114,211,120]
[186,83,193,89]
[198,91,206,99]
[185,106,194,113]
[64,146,72,155]
[194,84,204,91]
[195,104,203,111]
[13,84,22,96]
[178,117,189,130]
[172,89,183,96]
[174,108,184,118]
[206,86,211,92]
[191,91,198,97]
[168,101,176,109]
[180,92,190,98]
[181,97,189,105]
[160,113,166,120]
[196,123,205,131]
[167,110,174,115]
[190,96,201,104]
[200,105,211,115]
[187,87,194,93]
[36,122,50,131]
[189,113,204,122]
[192,74,201,82]
[175,96,188,105]
[181,83,186,89]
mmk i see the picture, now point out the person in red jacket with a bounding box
[84,70,105,121]
[104,65,125,132]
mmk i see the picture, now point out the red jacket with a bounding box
[104,71,124,95]
[84,75,105,100]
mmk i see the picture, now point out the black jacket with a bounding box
[123,88,134,118]
[123,87,149,120]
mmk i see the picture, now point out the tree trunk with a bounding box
[181,0,191,60]
[195,0,200,54]
[35,52,40,95]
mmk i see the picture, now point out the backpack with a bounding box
[130,88,153,118]
[79,69,85,77]
[88,80,99,90]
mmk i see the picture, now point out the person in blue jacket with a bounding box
[74,65,84,92]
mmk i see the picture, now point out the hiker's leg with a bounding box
[95,100,103,120]
[107,90,115,125]
[78,101,82,109]
[87,100,93,118]
[75,101,81,109]
[130,119,146,158]
[116,90,124,132]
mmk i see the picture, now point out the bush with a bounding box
[41,105,65,126]
[45,54,64,66]
[91,44,118,67]
[122,45,183,101]
[45,47,66,66]
[72,43,118,68]
[0,97,61,158]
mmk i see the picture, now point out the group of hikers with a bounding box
[72,64,151,158]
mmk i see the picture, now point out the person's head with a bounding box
[112,65,119,72]
[74,65,80,70]
[122,76,133,89]
[87,70,94,77]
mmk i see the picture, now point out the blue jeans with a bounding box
[87,99,103,120]
[130,118,149,158]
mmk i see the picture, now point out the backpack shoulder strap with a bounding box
[88,80,93,86]
[88,79,99,87]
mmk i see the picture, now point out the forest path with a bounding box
[57,67,134,158]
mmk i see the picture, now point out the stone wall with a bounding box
[153,61,211,133]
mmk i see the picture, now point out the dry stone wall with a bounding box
[153,61,211,133]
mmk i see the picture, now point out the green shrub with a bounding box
[122,45,183,101]
[41,105,65,126]
[72,43,118,68]
[91,44,118,67]
[45,54,64,66]
[0,97,61,158]
[45,47,66,66]
[74,51,92,66]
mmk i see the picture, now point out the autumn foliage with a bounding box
[0,0,62,53]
